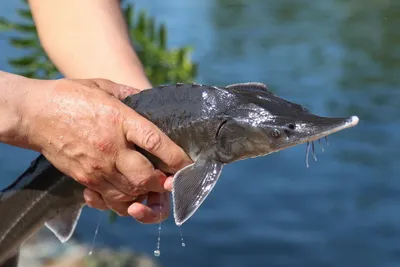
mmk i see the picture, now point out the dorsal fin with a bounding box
[224,82,274,96]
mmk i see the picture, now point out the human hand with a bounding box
[21,78,191,223]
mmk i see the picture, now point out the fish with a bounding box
[0,82,359,265]
[0,155,85,266]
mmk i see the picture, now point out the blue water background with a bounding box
[1,0,400,267]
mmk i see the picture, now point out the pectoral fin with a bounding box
[172,156,223,226]
[45,204,84,243]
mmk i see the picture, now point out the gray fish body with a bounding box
[123,83,240,166]
[0,156,85,264]
[123,83,359,225]
[0,82,359,265]
[124,83,299,165]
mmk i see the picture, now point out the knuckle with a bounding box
[89,162,103,173]
[129,182,148,196]
[164,151,181,169]
[142,130,162,152]
[119,85,140,97]
[93,78,111,85]
[136,169,154,182]
[128,172,153,191]
[76,175,100,188]
[84,198,94,207]
[74,172,88,184]
[103,198,129,216]
[112,193,132,202]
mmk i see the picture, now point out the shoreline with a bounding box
[19,228,160,267]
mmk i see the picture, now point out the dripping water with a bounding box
[153,193,186,257]
[179,227,186,247]
[88,212,103,255]
[305,142,310,168]
[154,221,162,257]
[154,193,163,257]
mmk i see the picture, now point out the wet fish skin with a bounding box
[0,82,359,266]
[122,83,358,225]
[0,253,18,267]
[0,155,85,265]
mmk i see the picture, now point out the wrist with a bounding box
[19,77,59,152]
[0,71,28,147]
[0,71,56,151]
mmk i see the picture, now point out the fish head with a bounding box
[216,83,359,162]
[254,111,359,153]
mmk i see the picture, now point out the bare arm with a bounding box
[24,0,184,222]
[28,0,152,90]
[0,71,45,148]
[0,71,26,146]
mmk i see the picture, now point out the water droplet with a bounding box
[88,212,103,256]
[179,226,186,248]
[154,249,161,257]
[154,195,163,257]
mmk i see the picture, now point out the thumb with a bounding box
[122,112,193,173]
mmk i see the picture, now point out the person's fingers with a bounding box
[84,188,153,218]
[163,176,174,192]
[83,188,108,211]
[78,174,135,202]
[102,196,132,216]
[94,79,140,100]
[122,114,192,173]
[78,78,140,100]
[103,194,148,218]
[147,192,170,218]
[115,149,167,194]
[128,192,170,224]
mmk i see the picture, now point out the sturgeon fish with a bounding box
[0,82,359,266]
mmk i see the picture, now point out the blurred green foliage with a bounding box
[0,0,198,84]
[0,0,197,223]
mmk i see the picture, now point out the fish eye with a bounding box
[288,123,295,130]
[270,129,281,138]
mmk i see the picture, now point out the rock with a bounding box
[18,228,160,267]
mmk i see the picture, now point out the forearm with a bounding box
[0,71,33,148]
[28,0,152,90]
